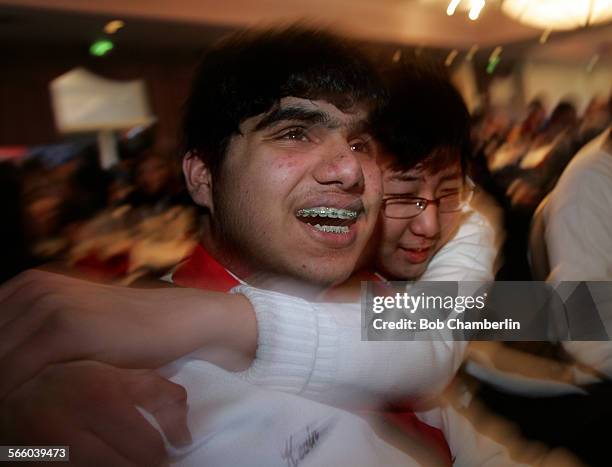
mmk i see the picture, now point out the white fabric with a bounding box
[541,127,612,378]
[543,127,612,282]
[157,358,524,467]
[155,360,419,467]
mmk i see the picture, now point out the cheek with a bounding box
[364,161,383,197]
[381,219,407,251]
[439,213,462,239]
[262,153,309,196]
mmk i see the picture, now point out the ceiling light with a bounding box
[469,0,486,20]
[502,0,612,30]
[104,20,125,35]
[447,0,462,16]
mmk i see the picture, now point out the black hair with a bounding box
[183,26,385,176]
[373,58,471,174]
[547,100,577,130]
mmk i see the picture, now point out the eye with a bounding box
[437,187,461,197]
[349,138,372,154]
[278,127,310,142]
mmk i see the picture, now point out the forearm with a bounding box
[0,270,257,399]
[232,285,465,409]
[134,288,257,372]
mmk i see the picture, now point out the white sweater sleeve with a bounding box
[231,285,466,407]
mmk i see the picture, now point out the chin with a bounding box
[382,260,425,281]
[304,262,354,287]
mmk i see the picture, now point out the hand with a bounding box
[0,269,256,401]
[0,361,190,467]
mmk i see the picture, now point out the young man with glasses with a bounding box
[372,62,496,285]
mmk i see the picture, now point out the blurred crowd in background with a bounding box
[0,132,197,284]
[1,89,610,284]
[472,94,611,279]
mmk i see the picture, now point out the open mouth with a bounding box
[296,206,359,234]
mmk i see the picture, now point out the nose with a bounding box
[409,203,440,239]
[312,142,365,193]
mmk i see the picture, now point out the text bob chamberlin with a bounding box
[372,317,521,331]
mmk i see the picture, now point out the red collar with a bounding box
[172,244,240,292]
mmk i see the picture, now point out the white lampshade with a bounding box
[502,0,612,30]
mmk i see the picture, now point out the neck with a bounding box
[199,223,328,300]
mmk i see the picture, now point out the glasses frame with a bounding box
[382,178,475,220]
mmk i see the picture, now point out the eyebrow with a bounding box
[439,171,462,182]
[388,170,462,183]
[388,173,420,182]
[254,105,370,134]
[255,106,335,131]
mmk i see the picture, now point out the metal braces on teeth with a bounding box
[313,224,350,234]
[296,207,358,220]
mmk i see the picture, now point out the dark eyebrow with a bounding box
[255,106,337,131]
[388,173,421,182]
[439,171,462,182]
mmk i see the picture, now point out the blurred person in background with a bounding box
[537,97,612,282]
[19,158,68,261]
[488,99,547,176]
[507,100,580,212]
[494,100,582,280]
[577,95,611,148]
[125,151,190,210]
[65,150,196,283]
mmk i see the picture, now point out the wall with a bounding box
[0,44,200,157]
[521,59,612,114]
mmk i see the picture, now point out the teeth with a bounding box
[296,207,358,220]
[313,224,350,234]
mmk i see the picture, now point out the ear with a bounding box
[183,152,214,213]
